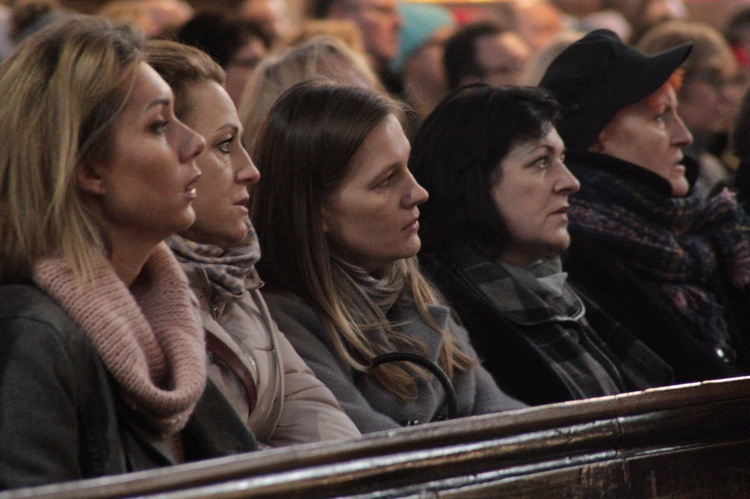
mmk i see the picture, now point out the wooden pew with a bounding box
[5,376,750,498]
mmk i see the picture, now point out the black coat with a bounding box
[420,250,673,406]
[563,151,750,382]
[0,284,257,491]
[564,233,750,382]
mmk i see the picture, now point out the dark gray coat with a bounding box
[263,291,525,434]
[419,250,674,406]
[0,284,257,491]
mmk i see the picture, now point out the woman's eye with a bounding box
[376,172,397,188]
[534,156,549,168]
[218,137,234,154]
[376,177,391,188]
[150,120,168,135]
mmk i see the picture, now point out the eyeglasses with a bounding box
[686,69,746,90]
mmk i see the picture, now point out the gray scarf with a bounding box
[168,222,262,303]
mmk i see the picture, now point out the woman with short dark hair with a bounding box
[411,84,673,405]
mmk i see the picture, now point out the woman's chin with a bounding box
[671,178,690,198]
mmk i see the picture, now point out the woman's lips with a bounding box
[183,174,200,200]
[403,218,420,232]
[232,195,250,215]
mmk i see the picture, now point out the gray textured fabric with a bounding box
[263,291,525,434]
[0,284,256,491]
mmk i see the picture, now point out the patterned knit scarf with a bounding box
[33,243,207,435]
[167,223,262,304]
[331,257,429,358]
[332,257,404,321]
[568,155,750,346]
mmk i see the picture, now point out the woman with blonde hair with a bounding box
[252,81,523,432]
[145,39,360,446]
[238,35,382,155]
[0,16,256,490]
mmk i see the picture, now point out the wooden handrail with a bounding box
[5,376,750,498]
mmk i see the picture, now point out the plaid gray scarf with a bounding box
[460,253,625,397]
[487,258,584,325]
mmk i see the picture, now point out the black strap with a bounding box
[369,352,458,421]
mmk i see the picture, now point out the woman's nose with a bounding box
[236,147,260,185]
[671,114,693,148]
[402,170,429,207]
[556,161,580,194]
[178,121,206,164]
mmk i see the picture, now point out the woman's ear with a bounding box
[589,133,606,154]
[76,162,106,195]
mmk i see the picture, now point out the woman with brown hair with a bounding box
[251,81,523,433]
[146,39,360,446]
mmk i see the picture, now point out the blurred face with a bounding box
[240,0,291,38]
[404,26,454,95]
[338,0,401,69]
[180,81,260,248]
[595,85,693,197]
[145,0,194,35]
[514,1,564,54]
[492,127,580,268]
[643,0,687,25]
[678,66,743,135]
[90,62,204,245]
[225,37,268,105]
[322,114,428,273]
[472,32,531,87]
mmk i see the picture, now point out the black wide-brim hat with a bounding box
[539,29,692,152]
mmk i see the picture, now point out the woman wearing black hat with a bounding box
[540,29,750,383]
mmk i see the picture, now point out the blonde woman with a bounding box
[0,17,256,490]
[252,82,524,433]
[146,39,360,446]
[238,35,382,155]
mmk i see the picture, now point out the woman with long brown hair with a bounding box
[146,39,360,446]
[252,81,523,433]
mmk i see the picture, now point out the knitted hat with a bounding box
[391,2,454,73]
[539,29,692,151]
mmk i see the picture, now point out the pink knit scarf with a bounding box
[33,243,207,435]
